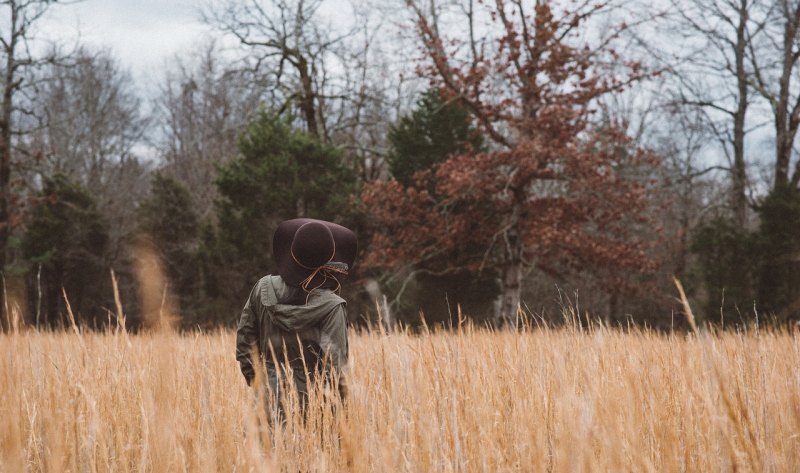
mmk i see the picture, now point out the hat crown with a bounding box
[273,218,357,290]
[290,222,335,269]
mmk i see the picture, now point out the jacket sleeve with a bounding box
[236,282,260,385]
[321,303,349,398]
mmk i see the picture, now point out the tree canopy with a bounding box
[203,112,358,311]
[23,174,109,327]
[364,1,657,325]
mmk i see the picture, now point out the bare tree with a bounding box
[0,0,82,329]
[203,0,353,140]
[656,108,730,274]
[747,0,800,189]
[323,2,419,182]
[0,0,67,275]
[657,0,771,226]
[203,0,414,179]
[156,42,262,219]
[33,49,145,184]
[26,47,149,264]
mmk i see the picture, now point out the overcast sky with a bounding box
[39,0,359,89]
[40,0,211,86]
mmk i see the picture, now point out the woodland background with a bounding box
[1,0,799,331]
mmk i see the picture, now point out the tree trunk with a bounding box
[774,57,792,189]
[607,292,619,325]
[498,251,522,329]
[0,3,18,328]
[0,108,9,273]
[731,0,749,226]
[497,217,522,328]
[296,55,319,139]
[773,2,800,190]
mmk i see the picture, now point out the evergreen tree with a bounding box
[23,174,110,327]
[756,187,800,321]
[388,89,483,187]
[137,173,200,322]
[691,188,800,325]
[382,89,496,324]
[206,112,357,311]
[691,217,756,325]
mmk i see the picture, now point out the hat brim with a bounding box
[273,218,357,289]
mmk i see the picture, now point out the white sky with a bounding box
[38,0,358,88]
[39,0,212,86]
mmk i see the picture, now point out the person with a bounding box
[235,218,356,420]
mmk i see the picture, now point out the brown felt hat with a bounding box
[272,218,357,290]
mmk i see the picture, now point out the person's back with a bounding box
[235,218,356,421]
[236,274,348,401]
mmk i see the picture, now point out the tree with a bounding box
[364,0,656,326]
[23,174,109,327]
[326,6,414,184]
[32,48,144,190]
[649,108,724,275]
[157,42,262,219]
[205,112,357,306]
[27,47,149,264]
[204,0,406,184]
[691,187,800,325]
[657,0,771,226]
[388,88,483,187]
[204,0,346,140]
[755,187,800,321]
[691,216,756,324]
[1,0,72,322]
[747,0,800,190]
[380,88,496,323]
[136,173,200,323]
[735,0,800,322]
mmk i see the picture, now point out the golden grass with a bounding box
[1,326,799,472]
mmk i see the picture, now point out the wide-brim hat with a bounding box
[273,218,357,290]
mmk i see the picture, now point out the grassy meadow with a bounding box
[1,324,799,472]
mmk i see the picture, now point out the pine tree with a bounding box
[205,112,358,311]
[756,187,800,321]
[388,89,483,187]
[691,217,756,324]
[378,89,496,325]
[23,174,110,327]
[137,173,200,321]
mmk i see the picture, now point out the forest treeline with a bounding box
[1,0,799,331]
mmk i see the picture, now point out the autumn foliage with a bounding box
[363,0,658,324]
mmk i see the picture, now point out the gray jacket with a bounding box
[236,275,348,397]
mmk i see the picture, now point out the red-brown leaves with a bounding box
[365,0,659,297]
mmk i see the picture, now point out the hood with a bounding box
[261,275,345,332]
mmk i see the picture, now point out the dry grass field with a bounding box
[1,324,799,472]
